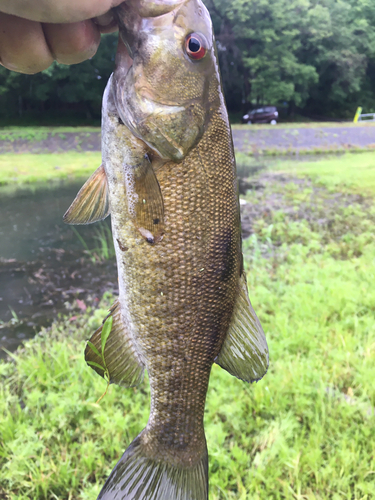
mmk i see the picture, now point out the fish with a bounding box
[63,0,269,498]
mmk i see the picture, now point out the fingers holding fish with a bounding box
[0,14,100,72]
[0,0,124,24]
[0,12,53,74]
[42,21,101,65]
[0,0,122,73]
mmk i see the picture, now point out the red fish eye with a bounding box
[185,33,207,60]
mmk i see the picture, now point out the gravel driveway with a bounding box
[233,125,375,153]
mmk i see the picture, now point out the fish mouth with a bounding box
[115,0,187,20]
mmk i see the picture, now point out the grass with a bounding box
[0,127,100,143]
[0,152,101,187]
[1,153,375,499]
[273,151,375,195]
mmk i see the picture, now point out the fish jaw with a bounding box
[113,0,216,162]
[113,68,204,161]
[121,0,187,18]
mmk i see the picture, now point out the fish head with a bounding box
[113,0,217,162]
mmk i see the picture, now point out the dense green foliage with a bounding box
[1,1,375,122]
[0,34,117,125]
[208,0,375,118]
[1,153,375,499]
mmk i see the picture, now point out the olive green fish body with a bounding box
[103,79,240,467]
[65,1,268,498]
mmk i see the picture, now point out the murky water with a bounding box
[0,180,117,356]
[0,153,336,356]
[0,181,99,261]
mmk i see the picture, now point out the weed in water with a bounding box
[73,222,115,263]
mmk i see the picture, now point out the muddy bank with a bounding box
[0,131,101,154]
[0,253,117,354]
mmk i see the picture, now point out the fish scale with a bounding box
[64,0,268,498]
[109,102,238,470]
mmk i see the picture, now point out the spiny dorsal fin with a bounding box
[85,300,144,387]
[215,273,269,383]
[64,164,110,225]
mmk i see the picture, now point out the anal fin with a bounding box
[85,300,144,387]
[215,274,269,383]
[64,164,110,225]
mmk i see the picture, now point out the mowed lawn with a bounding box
[0,152,101,186]
[0,152,375,499]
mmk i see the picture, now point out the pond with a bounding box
[0,180,117,357]
[0,152,337,356]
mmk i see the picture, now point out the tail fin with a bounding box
[98,434,208,500]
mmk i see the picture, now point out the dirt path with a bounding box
[1,125,374,154]
[233,125,375,153]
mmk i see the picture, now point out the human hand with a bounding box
[0,0,124,74]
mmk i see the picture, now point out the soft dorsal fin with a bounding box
[63,164,110,225]
[85,300,144,387]
[215,274,269,383]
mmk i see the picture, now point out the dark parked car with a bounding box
[242,106,279,124]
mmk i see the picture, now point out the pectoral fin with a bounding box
[64,164,110,225]
[216,274,269,383]
[124,155,164,244]
[85,300,144,387]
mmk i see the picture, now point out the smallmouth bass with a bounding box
[64,0,269,498]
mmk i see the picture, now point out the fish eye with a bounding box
[185,33,207,60]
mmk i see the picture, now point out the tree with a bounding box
[1,1,375,122]
[206,0,328,110]
[305,0,375,117]
[206,0,375,117]
[0,34,117,123]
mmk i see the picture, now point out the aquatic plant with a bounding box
[72,222,115,263]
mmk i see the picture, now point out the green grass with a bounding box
[274,151,375,195]
[0,152,101,186]
[1,153,375,499]
[0,127,100,142]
